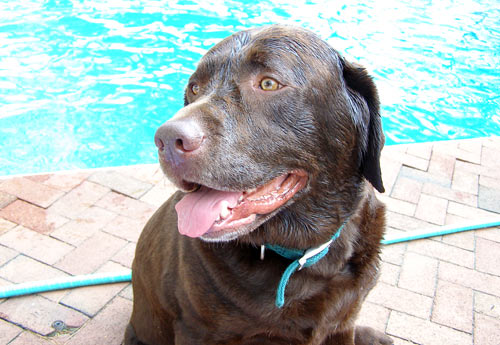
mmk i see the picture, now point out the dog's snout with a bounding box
[155,119,205,156]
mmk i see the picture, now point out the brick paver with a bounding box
[474,313,500,345]
[49,181,110,219]
[0,218,16,235]
[386,210,435,231]
[407,238,475,268]
[380,242,407,265]
[0,226,74,265]
[0,295,88,335]
[427,150,455,180]
[33,171,90,192]
[0,245,17,267]
[0,319,21,344]
[476,227,500,243]
[414,194,448,225]
[406,143,433,160]
[64,296,132,345]
[0,191,16,210]
[379,261,400,286]
[50,206,117,246]
[119,284,133,301]
[475,237,500,276]
[367,281,433,319]
[87,171,153,199]
[55,231,128,275]
[0,200,68,234]
[0,137,499,344]
[7,331,54,345]
[111,242,136,268]
[95,191,155,222]
[391,176,423,204]
[422,182,477,206]
[387,311,472,345]
[440,225,475,251]
[0,255,70,285]
[478,184,500,213]
[357,301,391,333]
[474,291,500,319]
[398,252,437,297]
[431,280,473,333]
[448,201,500,219]
[480,174,500,190]
[140,181,178,207]
[439,261,500,298]
[102,215,145,243]
[452,168,479,195]
[0,177,65,208]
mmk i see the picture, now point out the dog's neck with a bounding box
[260,221,346,308]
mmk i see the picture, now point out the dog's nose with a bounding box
[155,118,205,155]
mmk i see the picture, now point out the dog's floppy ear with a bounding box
[341,59,385,193]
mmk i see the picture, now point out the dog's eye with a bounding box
[191,83,200,95]
[260,78,280,91]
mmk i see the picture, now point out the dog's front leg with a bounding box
[354,326,393,345]
[172,321,210,345]
[321,328,355,345]
[123,324,149,345]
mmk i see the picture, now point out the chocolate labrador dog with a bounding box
[124,25,392,345]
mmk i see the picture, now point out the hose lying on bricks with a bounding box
[380,218,500,245]
[1,218,499,299]
[0,272,132,299]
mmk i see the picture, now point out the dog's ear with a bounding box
[341,59,385,193]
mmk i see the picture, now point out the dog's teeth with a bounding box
[220,209,230,219]
[220,201,230,219]
[246,188,256,194]
[238,195,244,202]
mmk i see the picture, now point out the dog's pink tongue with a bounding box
[175,187,242,238]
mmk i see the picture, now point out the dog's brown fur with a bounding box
[124,25,392,345]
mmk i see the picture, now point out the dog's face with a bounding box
[155,25,384,243]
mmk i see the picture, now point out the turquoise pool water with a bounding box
[1,0,499,176]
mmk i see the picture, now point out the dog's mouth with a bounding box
[174,170,308,240]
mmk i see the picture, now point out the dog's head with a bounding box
[155,25,384,244]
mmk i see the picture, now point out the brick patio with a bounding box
[1,137,499,345]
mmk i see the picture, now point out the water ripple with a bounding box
[0,0,499,175]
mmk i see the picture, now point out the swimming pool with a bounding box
[1,0,499,176]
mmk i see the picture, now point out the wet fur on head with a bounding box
[179,25,385,248]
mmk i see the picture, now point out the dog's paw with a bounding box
[354,326,393,345]
[123,324,150,345]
